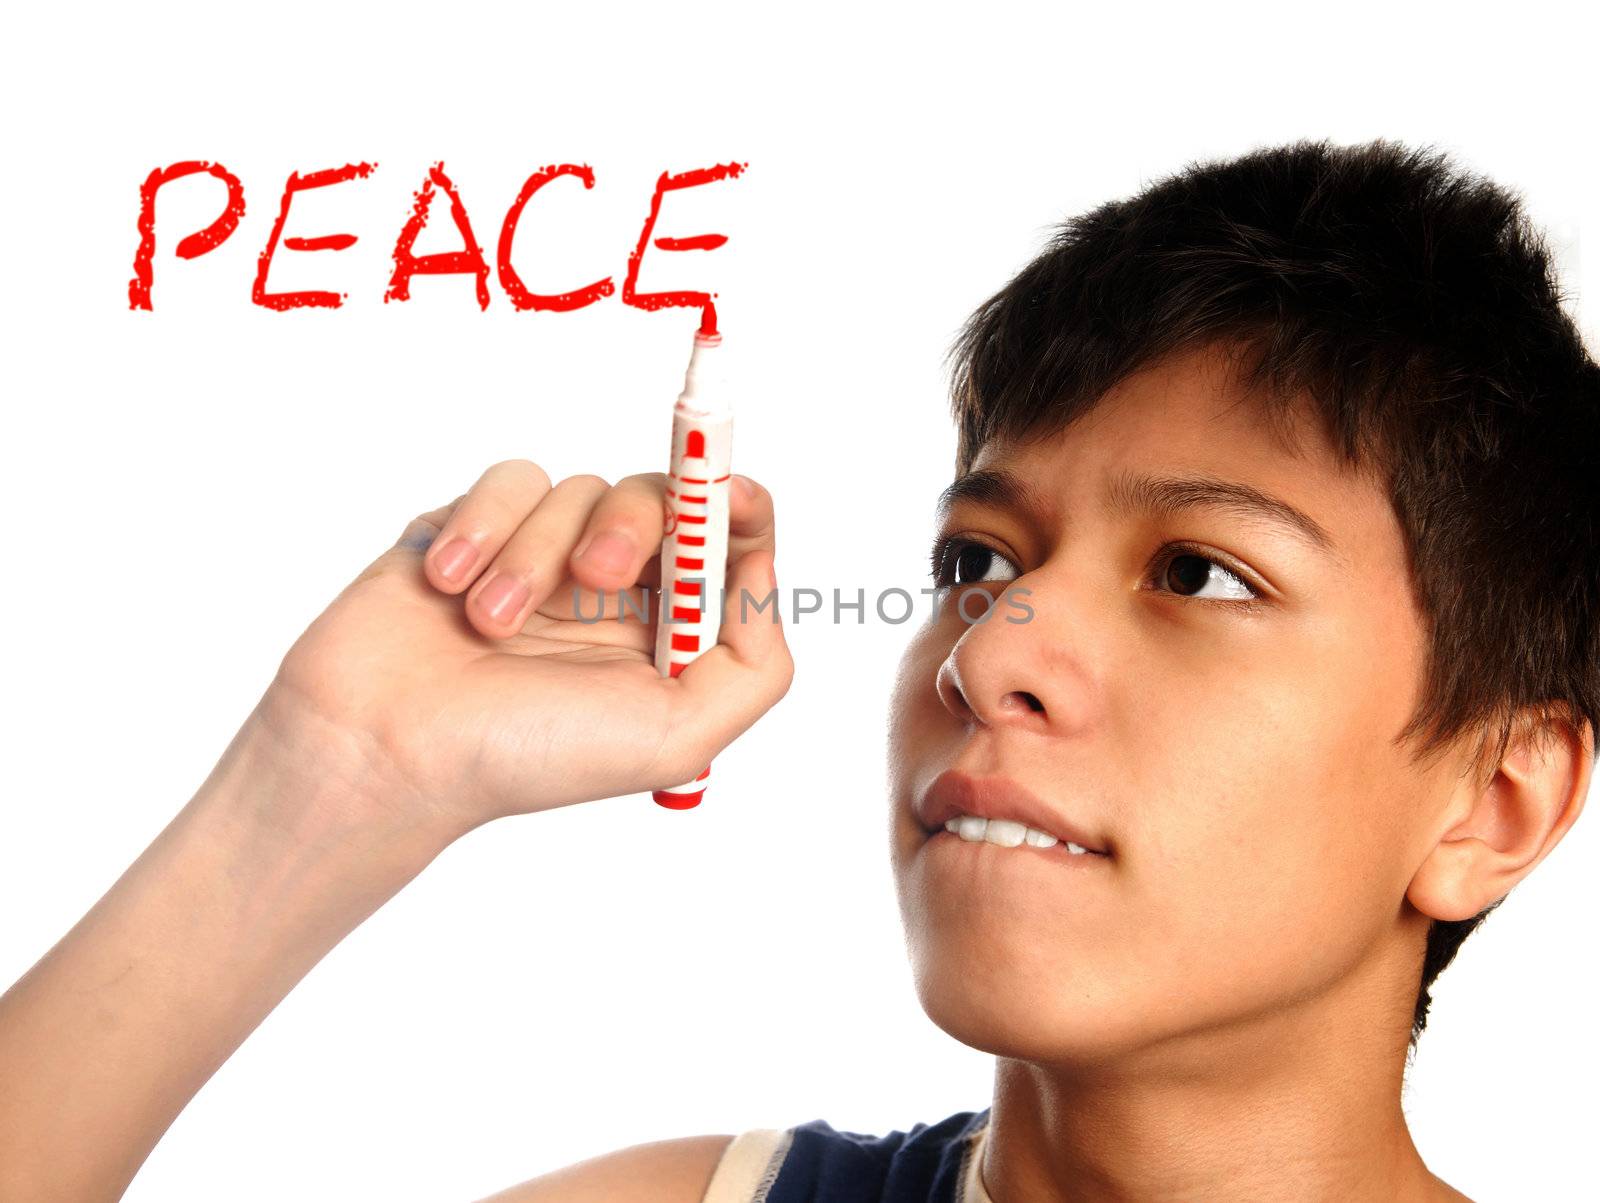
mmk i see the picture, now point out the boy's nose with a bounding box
[935,652,1048,728]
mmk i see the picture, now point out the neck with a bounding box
[983,939,1468,1202]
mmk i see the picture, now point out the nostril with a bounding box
[935,662,976,722]
[1002,690,1045,713]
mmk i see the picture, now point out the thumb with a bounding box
[714,547,787,669]
[661,548,794,767]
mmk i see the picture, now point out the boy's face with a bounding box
[889,341,1464,1065]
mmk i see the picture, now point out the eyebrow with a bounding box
[936,467,1340,559]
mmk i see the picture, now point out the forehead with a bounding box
[961,343,1396,563]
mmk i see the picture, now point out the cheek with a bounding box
[887,626,953,775]
[1120,624,1411,995]
[1133,695,1335,920]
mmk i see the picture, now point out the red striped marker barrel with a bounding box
[652,310,732,808]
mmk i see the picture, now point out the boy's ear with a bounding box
[1407,706,1594,923]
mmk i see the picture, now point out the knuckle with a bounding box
[623,479,672,521]
[490,458,552,490]
[557,472,610,493]
[616,471,668,492]
[457,468,549,535]
[489,455,540,476]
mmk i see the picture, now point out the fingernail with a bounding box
[478,573,530,622]
[576,529,635,575]
[434,537,477,584]
[733,474,756,501]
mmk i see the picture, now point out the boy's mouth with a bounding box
[914,768,1111,856]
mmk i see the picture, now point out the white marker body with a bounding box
[652,334,733,808]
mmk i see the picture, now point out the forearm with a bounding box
[0,704,459,1203]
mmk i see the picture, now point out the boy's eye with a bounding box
[930,536,1020,586]
[1149,544,1261,604]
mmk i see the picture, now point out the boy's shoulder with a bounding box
[470,1132,737,1203]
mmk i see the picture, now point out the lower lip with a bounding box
[923,829,1110,868]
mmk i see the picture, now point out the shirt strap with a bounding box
[701,1127,792,1203]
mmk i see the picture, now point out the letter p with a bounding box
[128,161,246,311]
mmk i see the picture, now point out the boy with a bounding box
[1,138,1593,1202]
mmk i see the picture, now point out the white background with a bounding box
[2,2,1595,1199]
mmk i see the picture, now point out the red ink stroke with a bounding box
[253,162,376,311]
[128,161,246,311]
[386,162,491,310]
[497,163,615,312]
[284,234,358,251]
[654,233,728,251]
[623,161,746,314]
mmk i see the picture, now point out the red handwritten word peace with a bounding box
[127,160,744,313]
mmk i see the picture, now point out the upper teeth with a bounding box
[943,814,1094,855]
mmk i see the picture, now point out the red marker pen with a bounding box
[652,304,733,809]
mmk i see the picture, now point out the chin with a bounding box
[901,923,1141,1065]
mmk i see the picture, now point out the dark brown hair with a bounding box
[946,138,1599,1051]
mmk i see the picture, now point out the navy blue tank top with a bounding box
[703,1107,994,1202]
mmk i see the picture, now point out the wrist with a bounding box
[241,673,478,843]
[192,693,466,910]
